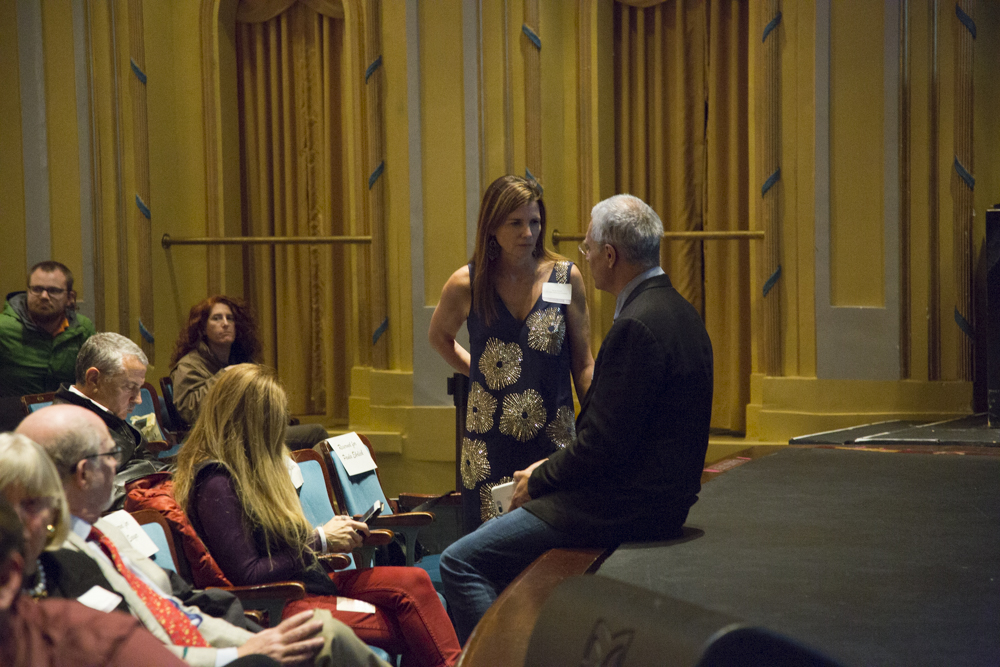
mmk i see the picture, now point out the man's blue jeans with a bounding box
[439,508,593,644]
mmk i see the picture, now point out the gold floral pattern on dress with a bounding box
[480,476,514,522]
[526,307,565,355]
[545,405,576,449]
[554,260,570,284]
[466,382,496,433]
[499,389,546,442]
[479,338,522,390]
[461,438,490,490]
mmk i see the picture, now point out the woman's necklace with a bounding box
[24,560,48,599]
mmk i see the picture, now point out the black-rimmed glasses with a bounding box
[28,285,67,297]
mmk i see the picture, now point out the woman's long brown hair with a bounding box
[170,296,262,366]
[471,175,559,326]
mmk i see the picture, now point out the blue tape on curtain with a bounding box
[955,5,976,39]
[954,307,973,338]
[365,55,382,83]
[525,168,543,195]
[368,161,385,190]
[762,11,782,42]
[135,194,151,220]
[763,265,782,297]
[761,168,780,197]
[953,157,975,190]
[372,317,388,345]
[138,319,154,343]
[522,24,541,50]
[130,59,147,84]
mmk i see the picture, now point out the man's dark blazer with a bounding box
[38,549,131,613]
[53,385,167,508]
[524,272,713,543]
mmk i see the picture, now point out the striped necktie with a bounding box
[88,526,209,647]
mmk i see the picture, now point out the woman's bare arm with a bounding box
[565,264,595,399]
[428,265,473,376]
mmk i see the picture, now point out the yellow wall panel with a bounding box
[829,0,884,308]
[0,1,26,295]
[419,0,467,305]
[41,3,83,293]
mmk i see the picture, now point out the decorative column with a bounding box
[759,1,782,376]
[364,0,389,369]
[128,0,154,362]
[523,0,541,184]
[952,0,975,381]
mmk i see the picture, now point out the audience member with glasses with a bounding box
[53,332,169,510]
[0,261,95,414]
[428,175,595,532]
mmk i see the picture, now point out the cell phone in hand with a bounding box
[356,500,383,534]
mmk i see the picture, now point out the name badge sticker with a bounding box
[325,432,378,477]
[542,283,572,305]
[77,585,124,612]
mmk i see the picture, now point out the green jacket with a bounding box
[0,292,96,398]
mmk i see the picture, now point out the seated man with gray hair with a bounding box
[53,331,167,509]
[439,194,715,642]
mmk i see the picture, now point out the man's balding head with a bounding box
[16,405,118,523]
[16,405,109,478]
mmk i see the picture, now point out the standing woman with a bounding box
[429,175,594,531]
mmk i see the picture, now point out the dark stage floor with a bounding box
[597,447,1000,666]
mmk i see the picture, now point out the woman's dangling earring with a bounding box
[487,236,501,261]
[46,524,55,537]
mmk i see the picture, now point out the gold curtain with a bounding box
[613,0,749,432]
[236,2,349,421]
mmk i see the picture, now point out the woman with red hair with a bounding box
[169,296,327,450]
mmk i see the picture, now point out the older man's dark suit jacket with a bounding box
[53,385,167,508]
[524,272,713,544]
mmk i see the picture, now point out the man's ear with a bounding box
[83,367,101,389]
[0,552,24,611]
[67,289,77,308]
[604,243,618,270]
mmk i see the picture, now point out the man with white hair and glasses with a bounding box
[53,331,168,509]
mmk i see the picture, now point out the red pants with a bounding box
[283,566,461,667]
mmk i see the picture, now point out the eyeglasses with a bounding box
[578,242,590,256]
[28,285,67,297]
[79,447,124,464]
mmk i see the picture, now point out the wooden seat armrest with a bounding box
[210,581,307,602]
[370,512,434,529]
[395,491,462,512]
[243,609,265,625]
[363,529,394,546]
[317,553,352,570]
[144,439,172,454]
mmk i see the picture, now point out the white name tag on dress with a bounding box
[77,585,124,612]
[542,282,572,304]
[325,432,378,476]
[102,510,159,558]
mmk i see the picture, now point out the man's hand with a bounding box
[322,514,367,553]
[509,458,548,511]
[238,610,325,665]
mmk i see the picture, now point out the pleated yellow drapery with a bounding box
[236,1,350,422]
[613,0,749,432]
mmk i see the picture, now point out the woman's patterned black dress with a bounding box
[462,260,577,531]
